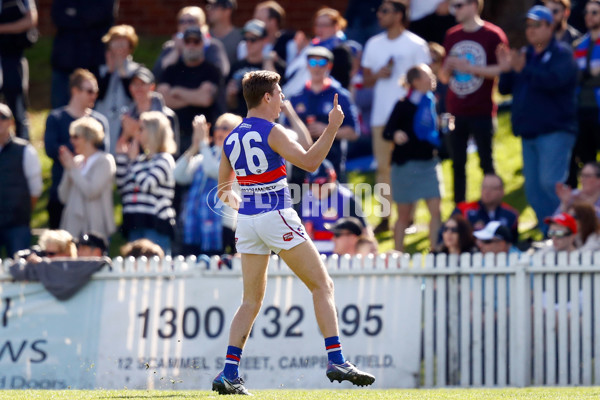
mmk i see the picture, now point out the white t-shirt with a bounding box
[361,30,431,127]
[411,0,446,21]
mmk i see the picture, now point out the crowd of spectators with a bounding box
[3,0,600,263]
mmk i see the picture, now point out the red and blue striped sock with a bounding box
[325,336,345,364]
[224,345,242,380]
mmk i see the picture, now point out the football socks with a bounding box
[324,336,345,364]
[223,345,243,380]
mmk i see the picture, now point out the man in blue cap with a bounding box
[498,5,578,235]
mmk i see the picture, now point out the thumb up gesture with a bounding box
[328,93,344,130]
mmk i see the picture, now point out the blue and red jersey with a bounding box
[223,117,291,215]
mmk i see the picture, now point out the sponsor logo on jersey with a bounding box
[283,232,294,242]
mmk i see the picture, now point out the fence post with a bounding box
[447,254,460,385]
[510,261,531,387]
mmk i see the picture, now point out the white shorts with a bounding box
[235,208,308,254]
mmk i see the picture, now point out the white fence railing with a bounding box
[2,251,600,388]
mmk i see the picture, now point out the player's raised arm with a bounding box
[217,148,241,211]
[269,93,344,172]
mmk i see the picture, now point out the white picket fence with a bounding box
[2,250,600,388]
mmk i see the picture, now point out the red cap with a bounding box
[544,212,577,234]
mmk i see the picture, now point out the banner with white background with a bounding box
[0,265,422,390]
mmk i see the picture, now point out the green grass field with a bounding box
[1,387,600,399]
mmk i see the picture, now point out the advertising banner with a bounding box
[0,267,422,390]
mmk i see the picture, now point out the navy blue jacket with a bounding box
[498,38,578,139]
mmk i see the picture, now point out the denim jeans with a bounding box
[0,225,31,258]
[129,229,172,256]
[522,132,576,233]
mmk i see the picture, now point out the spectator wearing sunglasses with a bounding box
[325,217,365,256]
[44,69,109,229]
[153,6,229,82]
[157,26,222,154]
[436,214,477,255]
[474,221,515,255]
[37,229,77,260]
[538,212,577,253]
[226,19,285,117]
[543,0,582,45]
[287,46,360,183]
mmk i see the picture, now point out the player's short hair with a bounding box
[256,1,285,28]
[242,70,281,110]
[69,68,97,91]
[70,116,105,149]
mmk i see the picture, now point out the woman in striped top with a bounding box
[115,111,177,254]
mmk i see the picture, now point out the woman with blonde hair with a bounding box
[38,229,77,258]
[116,111,177,254]
[58,116,116,240]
